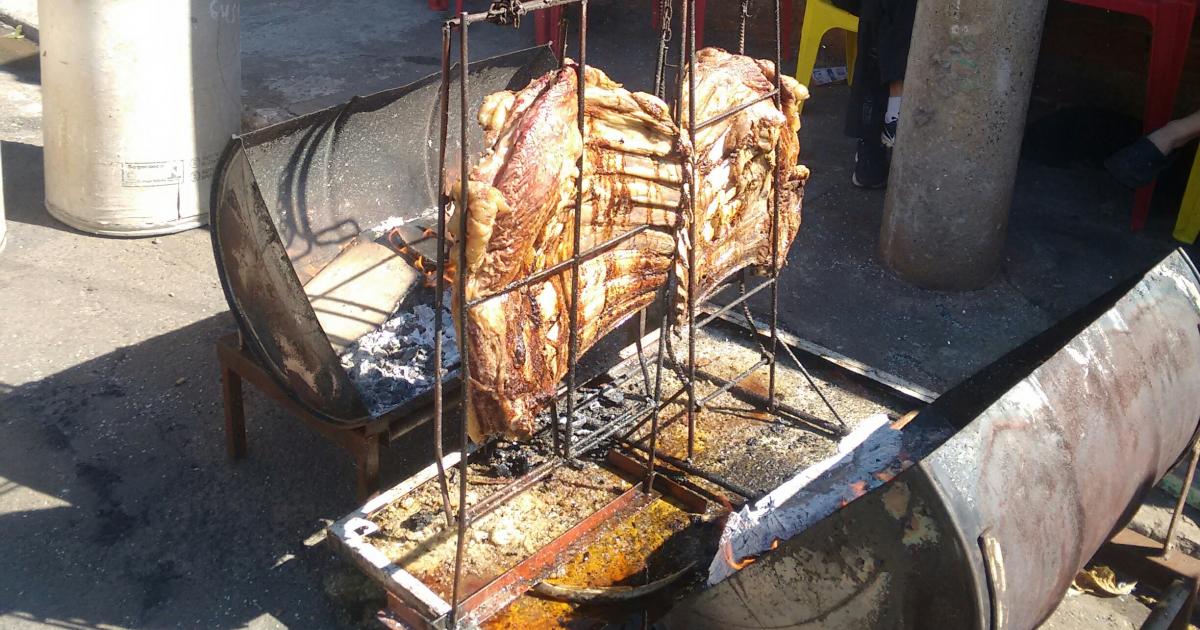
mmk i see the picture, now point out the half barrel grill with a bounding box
[668,249,1200,629]
[211,47,558,430]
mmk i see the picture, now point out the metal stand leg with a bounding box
[221,365,247,460]
[1163,438,1200,558]
[356,434,382,501]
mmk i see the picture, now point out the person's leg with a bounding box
[1148,109,1200,154]
[884,81,903,140]
[877,0,917,147]
[1106,109,1200,189]
[845,3,890,188]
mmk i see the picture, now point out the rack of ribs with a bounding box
[678,48,809,314]
[448,49,808,442]
[449,61,688,441]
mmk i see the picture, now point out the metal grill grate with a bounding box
[428,2,846,624]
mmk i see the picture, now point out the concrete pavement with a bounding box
[1,1,1198,627]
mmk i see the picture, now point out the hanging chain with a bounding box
[654,0,673,99]
[486,0,525,27]
[738,0,751,55]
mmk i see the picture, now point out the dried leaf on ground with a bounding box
[1071,564,1136,597]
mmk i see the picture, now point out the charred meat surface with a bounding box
[449,61,688,441]
[679,48,809,312]
[449,49,808,441]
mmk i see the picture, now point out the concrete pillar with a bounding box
[880,0,1049,290]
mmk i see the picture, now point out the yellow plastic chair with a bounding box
[794,0,859,113]
[1173,147,1200,244]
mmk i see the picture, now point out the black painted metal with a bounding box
[209,48,557,427]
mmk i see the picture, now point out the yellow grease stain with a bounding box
[484,499,695,629]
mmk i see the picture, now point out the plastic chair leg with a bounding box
[1132,184,1155,232]
[1144,1,1195,134]
[535,10,552,46]
[535,7,564,48]
[1173,148,1200,244]
[1131,1,1195,230]
[794,13,826,87]
[845,29,857,86]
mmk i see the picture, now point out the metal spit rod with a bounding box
[432,24,455,528]
[563,0,589,461]
[768,0,784,419]
[450,14,472,626]
[685,0,698,461]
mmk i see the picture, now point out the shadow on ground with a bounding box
[0,314,440,628]
[1,141,69,233]
[3,2,1200,628]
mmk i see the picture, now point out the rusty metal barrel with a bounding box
[668,249,1200,629]
[209,48,556,428]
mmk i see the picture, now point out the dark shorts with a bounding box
[835,0,918,139]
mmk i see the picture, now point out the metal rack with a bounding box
[428,0,846,625]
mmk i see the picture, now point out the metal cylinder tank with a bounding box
[667,250,1200,629]
[39,0,241,236]
[209,48,556,427]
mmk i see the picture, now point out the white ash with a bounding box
[362,207,439,240]
[362,215,412,240]
[339,289,459,416]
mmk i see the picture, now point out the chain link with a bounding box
[485,0,526,27]
[653,0,673,99]
[738,0,751,54]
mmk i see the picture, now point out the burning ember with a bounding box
[382,226,456,289]
[722,538,781,571]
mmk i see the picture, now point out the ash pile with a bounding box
[339,286,459,416]
[317,216,459,417]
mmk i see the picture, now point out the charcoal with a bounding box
[600,388,625,407]
[402,509,437,532]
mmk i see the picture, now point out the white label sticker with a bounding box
[189,153,221,183]
[122,161,185,187]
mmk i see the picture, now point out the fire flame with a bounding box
[383,228,455,288]
[722,539,781,572]
[839,479,871,508]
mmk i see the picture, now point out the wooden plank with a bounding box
[220,365,247,459]
[303,239,421,353]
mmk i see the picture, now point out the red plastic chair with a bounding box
[1063,0,1197,230]
[534,7,565,48]
[427,0,563,50]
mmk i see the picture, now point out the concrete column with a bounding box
[880,0,1049,290]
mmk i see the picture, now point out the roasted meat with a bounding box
[449,61,688,441]
[449,49,808,441]
[679,48,809,311]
